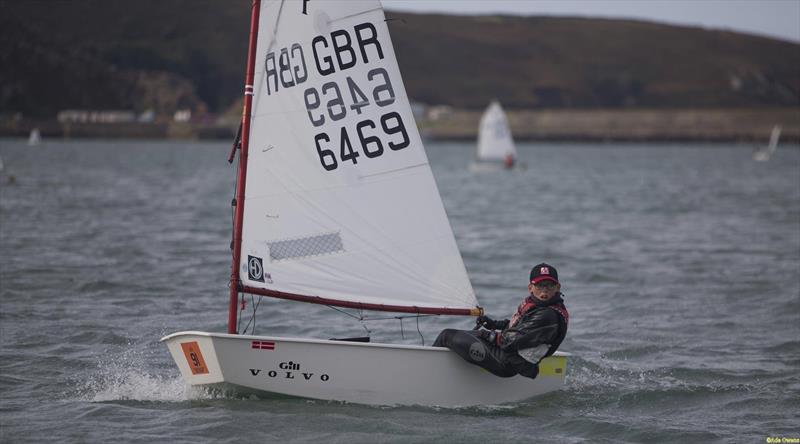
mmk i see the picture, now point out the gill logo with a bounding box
[468,342,486,362]
[279,361,300,370]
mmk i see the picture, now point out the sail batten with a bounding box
[238,0,478,314]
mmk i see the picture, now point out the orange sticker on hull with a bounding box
[180,341,209,375]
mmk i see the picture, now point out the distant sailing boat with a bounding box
[161,0,567,407]
[753,125,781,162]
[474,100,517,170]
[27,128,41,146]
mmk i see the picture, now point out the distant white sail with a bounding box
[767,124,781,155]
[477,101,516,162]
[239,0,477,311]
[28,128,41,146]
[753,124,781,161]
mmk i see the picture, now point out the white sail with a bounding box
[477,101,516,162]
[767,124,781,155]
[28,128,41,146]
[239,0,477,311]
[754,124,781,161]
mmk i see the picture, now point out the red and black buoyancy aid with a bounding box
[509,294,569,358]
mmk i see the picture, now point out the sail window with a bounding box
[267,232,344,262]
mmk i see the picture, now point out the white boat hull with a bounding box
[753,151,771,162]
[469,160,527,173]
[161,331,568,407]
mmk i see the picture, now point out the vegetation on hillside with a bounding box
[1,0,797,119]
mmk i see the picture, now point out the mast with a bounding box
[228,0,262,334]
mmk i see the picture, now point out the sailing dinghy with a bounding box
[162,0,567,407]
[473,100,517,170]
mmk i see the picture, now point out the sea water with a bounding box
[0,139,798,443]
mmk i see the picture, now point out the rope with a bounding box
[240,293,263,335]
[416,316,424,346]
[325,305,437,345]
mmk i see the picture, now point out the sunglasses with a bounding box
[532,280,557,289]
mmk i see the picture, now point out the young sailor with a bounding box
[433,263,569,379]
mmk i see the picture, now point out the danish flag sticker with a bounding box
[251,340,275,350]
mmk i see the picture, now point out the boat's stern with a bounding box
[161,332,225,385]
[538,353,568,383]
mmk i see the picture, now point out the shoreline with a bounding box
[421,107,800,143]
[2,107,798,143]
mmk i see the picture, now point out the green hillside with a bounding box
[391,13,799,109]
[1,1,797,119]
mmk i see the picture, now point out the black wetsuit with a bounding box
[433,293,568,379]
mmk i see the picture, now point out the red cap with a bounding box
[530,263,559,284]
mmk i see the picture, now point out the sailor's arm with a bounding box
[476,315,509,330]
[498,309,559,352]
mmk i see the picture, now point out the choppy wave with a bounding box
[2,140,798,442]
[75,344,203,403]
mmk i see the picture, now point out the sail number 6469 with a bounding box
[315,112,409,171]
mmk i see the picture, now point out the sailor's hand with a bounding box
[476,315,497,330]
[477,329,497,343]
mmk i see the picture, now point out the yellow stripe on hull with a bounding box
[538,355,567,377]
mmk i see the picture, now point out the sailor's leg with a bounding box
[433,328,459,347]
[433,329,517,377]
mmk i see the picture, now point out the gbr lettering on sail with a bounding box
[264,21,410,172]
